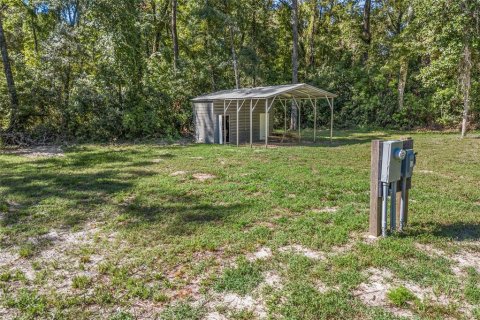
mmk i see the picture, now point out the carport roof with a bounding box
[191,83,337,102]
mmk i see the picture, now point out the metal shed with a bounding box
[191,83,337,147]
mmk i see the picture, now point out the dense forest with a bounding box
[0,0,478,143]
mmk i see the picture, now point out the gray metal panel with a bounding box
[380,140,404,183]
[193,102,214,143]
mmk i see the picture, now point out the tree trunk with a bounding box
[171,0,179,70]
[0,13,19,132]
[361,0,371,63]
[398,59,408,110]
[230,26,240,89]
[461,43,471,138]
[290,0,299,131]
[306,0,318,69]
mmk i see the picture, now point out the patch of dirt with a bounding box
[193,173,216,181]
[353,268,413,318]
[247,247,272,262]
[170,171,187,177]
[3,146,64,158]
[354,267,454,318]
[418,170,435,174]
[361,233,380,244]
[312,207,339,214]
[279,245,325,260]
[216,293,267,319]
[204,312,228,320]
[262,271,282,289]
[415,243,480,274]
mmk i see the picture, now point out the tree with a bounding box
[171,0,179,70]
[0,7,19,132]
[290,0,298,130]
[361,0,371,63]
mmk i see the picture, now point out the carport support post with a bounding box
[370,140,383,237]
[236,100,239,147]
[330,98,334,143]
[250,100,253,148]
[223,100,226,145]
[265,98,269,148]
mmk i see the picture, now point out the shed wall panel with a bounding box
[193,102,215,143]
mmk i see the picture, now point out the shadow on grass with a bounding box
[410,222,480,241]
[263,131,390,147]
[120,194,249,236]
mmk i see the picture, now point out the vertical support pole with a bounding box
[382,183,389,237]
[265,98,268,148]
[250,99,253,148]
[314,99,317,143]
[298,102,301,142]
[390,182,397,232]
[284,101,287,139]
[370,140,383,237]
[396,138,414,227]
[236,100,239,147]
[223,100,227,145]
[330,98,334,143]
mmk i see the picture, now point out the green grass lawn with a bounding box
[0,130,479,319]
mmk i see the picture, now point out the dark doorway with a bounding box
[225,115,230,143]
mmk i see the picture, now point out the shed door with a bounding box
[259,113,266,140]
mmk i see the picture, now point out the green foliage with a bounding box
[387,286,418,307]
[0,0,478,141]
[215,258,263,295]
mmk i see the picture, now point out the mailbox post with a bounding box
[370,139,416,237]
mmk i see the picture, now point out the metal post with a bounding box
[330,98,334,143]
[223,100,226,145]
[390,182,397,232]
[284,102,287,138]
[382,183,389,237]
[399,176,407,232]
[236,100,239,147]
[298,102,301,142]
[265,98,268,148]
[250,99,253,148]
[314,99,317,143]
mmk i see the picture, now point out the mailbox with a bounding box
[401,149,416,179]
[380,140,406,183]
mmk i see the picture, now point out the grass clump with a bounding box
[5,289,47,318]
[159,303,205,320]
[387,286,418,307]
[72,275,91,289]
[215,258,263,295]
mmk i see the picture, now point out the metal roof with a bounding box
[191,83,337,102]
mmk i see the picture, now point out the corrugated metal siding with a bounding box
[194,100,275,144]
[193,102,214,143]
[212,100,274,144]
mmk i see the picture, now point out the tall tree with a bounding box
[0,9,19,131]
[290,0,298,130]
[361,0,371,63]
[171,0,179,70]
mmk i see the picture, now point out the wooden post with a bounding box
[370,140,383,237]
[396,138,414,227]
